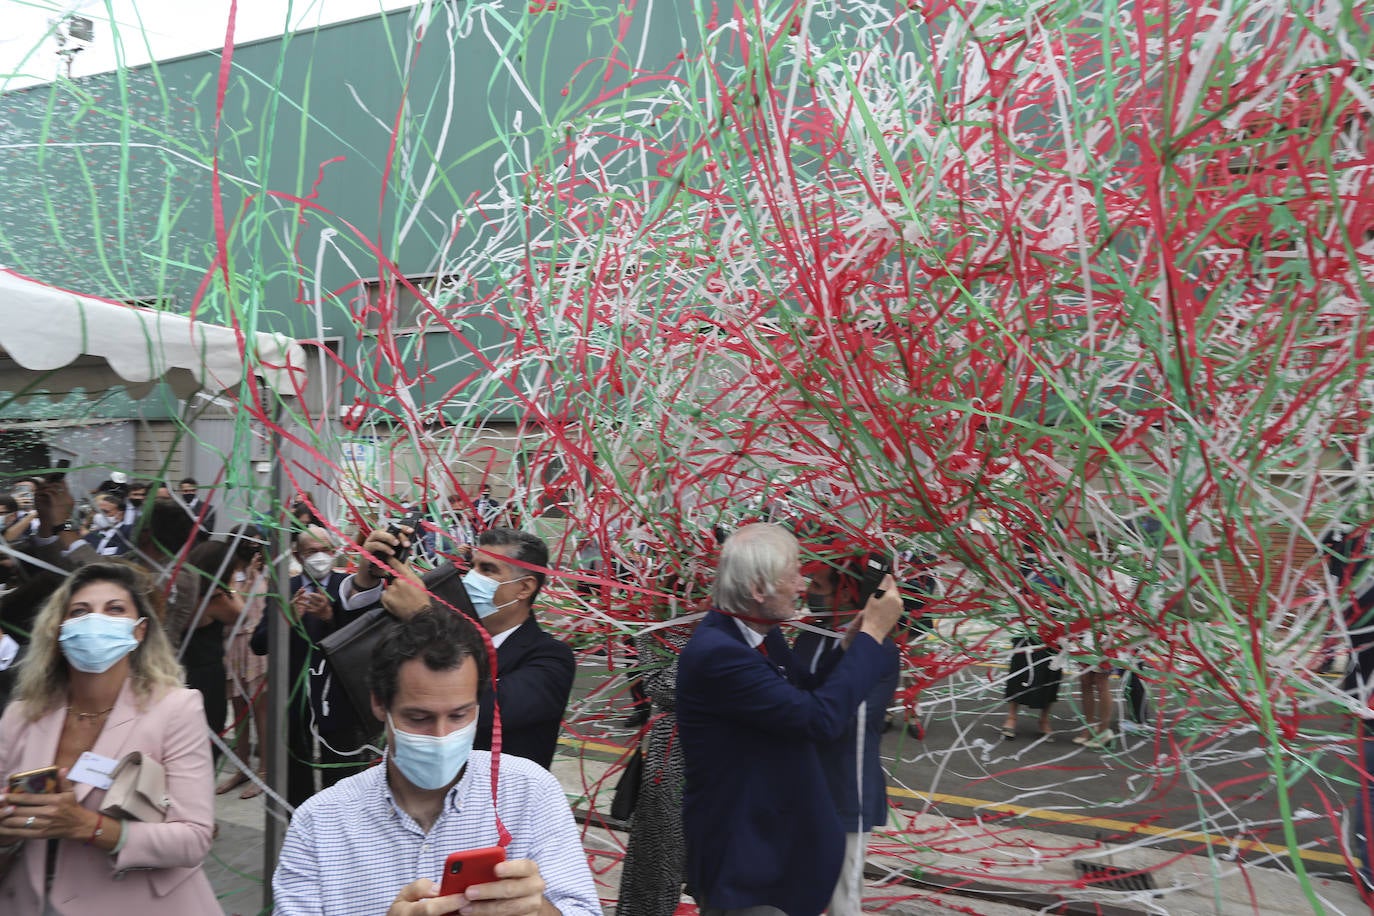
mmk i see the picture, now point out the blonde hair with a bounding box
[14,561,185,719]
[713,523,799,614]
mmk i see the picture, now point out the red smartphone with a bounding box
[438,846,506,898]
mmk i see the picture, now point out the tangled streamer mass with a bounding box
[5,0,1374,911]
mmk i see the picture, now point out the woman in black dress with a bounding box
[1001,567,1064,739]
[616,624,691,915]
[1001,632,1061,739]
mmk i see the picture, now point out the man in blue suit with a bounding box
[677,524,903,916]
[794,612,901,914]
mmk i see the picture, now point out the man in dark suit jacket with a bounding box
[794,619,900,913]
[252,526,372,806]
[178,477,217,543]
[676,523,903,916]
[82,491,136,557]
[342,525,575,769]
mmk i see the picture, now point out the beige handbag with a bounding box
[99,751,170,822]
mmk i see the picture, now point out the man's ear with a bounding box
[370,695,387,726]
[515,574,537,603]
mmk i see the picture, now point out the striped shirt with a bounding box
[273,751,601,915]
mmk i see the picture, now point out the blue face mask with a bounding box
[59,614,143,674]
[387,714,478,790]
[462,569,525,619]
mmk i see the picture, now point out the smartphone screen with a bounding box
[8,766,60,794]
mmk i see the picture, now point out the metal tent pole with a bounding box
[263,396,294,911]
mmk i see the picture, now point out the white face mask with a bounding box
[59,614,144,673]
[387,714,479,791]
[91,514,118,531]
[461,569,526,619]
[302,552,335,580]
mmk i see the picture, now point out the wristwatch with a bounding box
[53,521,77,534]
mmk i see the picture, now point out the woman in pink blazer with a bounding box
[0,561,221,915]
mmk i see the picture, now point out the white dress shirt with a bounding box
[273,751,600,916]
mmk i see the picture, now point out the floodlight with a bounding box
[67,16,95,43]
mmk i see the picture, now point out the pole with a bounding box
[262,395,294,911]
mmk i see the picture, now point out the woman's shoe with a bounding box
[1083,730,1117,750]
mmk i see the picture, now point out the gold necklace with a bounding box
[68,705,114,720]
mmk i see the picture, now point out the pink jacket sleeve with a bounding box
[111,689,215,871]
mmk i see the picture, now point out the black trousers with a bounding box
[185,661,227,761]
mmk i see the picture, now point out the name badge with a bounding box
[68,751,120,790]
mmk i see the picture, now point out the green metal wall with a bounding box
[0,3,700,417]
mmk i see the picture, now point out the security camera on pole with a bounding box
[52,14,95,79]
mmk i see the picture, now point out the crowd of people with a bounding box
[0,469,588,915]
[2,465,1371,915]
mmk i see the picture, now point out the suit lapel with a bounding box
[706,609,739,641]
[496,617,537,665]
[710,609,765,649]
[13,704,65,908]
[8,684,141,900]
[72,680,142,805]
[12,703,64,785]
[710,610,788,677]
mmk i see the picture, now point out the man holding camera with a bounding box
[341,525,575,770]
[676,523,904,916]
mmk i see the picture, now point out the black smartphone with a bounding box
[44,458,71,483]
[856,552,893,606]
[386,509,426,563]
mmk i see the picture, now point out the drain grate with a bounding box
[1073,861,1157,893]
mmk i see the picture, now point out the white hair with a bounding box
[713,523,798,614]
[296,525,335,550]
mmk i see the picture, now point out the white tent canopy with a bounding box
[0,269,307,399]
[0,268,312,894]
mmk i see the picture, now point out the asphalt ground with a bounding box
[207,732,1368,916]
[200,650,1370,915]
[560,651,1368,913]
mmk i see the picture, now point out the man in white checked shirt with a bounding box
[272,604,600,916]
